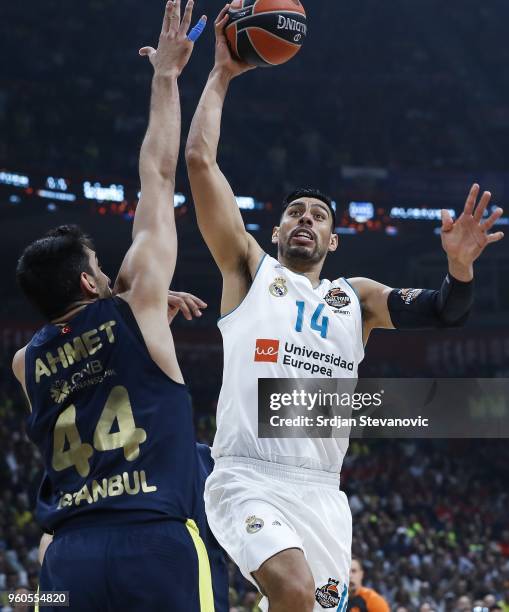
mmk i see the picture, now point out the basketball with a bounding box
[226,0,307,67]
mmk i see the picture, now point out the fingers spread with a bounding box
[139,46,156,56]
[464,183,479,216]
[441,209,454,232]
[486,231,505,244]
[179,0,195,35]
[171,0,182,32]
[162,1,175,36]
[473,190,492,222]
[187,15,207,42]
[481,207,504,232]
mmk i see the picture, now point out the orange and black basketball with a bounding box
[226,0,307,67]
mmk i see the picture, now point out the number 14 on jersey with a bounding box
[295,301,329,338]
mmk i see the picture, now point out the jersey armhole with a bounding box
[113,296,187,389]
[218,253,267,324]
[342,277,365,356]
[342,278,362,318]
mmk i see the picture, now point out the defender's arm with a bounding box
[115,0,202,308]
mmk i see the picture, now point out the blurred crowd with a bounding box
[1,344,508,611]
[2,1,509,196]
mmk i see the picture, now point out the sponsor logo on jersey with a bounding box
[315,578,341,609]
[398,288,423,304]
[269,277,288,297]
[324,288,351,313]
[255,339,280,363]
[49,361,116,403]
[245,515,264,534]
[50,380,71,404]
[283,342,354,377]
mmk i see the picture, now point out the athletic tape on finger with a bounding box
[187,17,207,41]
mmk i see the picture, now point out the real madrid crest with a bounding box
[269,277,288,298]
[245,515,264,534]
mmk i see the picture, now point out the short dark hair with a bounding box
[282,187,336,228]
[16,225,95,320]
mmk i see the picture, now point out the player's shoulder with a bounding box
[346,277,373,291]
[12,345,27,382]
[346,277,391,303]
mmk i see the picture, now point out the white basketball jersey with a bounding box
[212,254,364,474]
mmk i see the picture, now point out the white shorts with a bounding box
[204,456,352,612]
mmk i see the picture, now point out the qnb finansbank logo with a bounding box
[254,339,280,363]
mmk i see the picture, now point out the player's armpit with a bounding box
[347,278,395,339]
[114,226,176,311]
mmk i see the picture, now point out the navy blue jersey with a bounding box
[195,444,229,612]
[24,297,197,532]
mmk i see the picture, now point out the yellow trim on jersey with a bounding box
[35,585,39,612]
[186,518,215,612]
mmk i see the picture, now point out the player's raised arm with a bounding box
[350,184,505,342]
[185,5,263,285]
[115,0,205,305]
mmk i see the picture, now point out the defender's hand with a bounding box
[139,0,206,78]
[214,4,256,79]
[441,183,504,279]
[167,291,208,324]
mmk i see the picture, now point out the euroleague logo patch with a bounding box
[324,288,351,311]
[269,277,288,297]
[254,339,279,363]
[315,578,341,609]
[245,515,264,534]
[398,288,423,304]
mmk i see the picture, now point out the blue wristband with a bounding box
[187,17,207,42]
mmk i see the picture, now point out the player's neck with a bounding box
[51,299,97,325]
[277,255,323,289]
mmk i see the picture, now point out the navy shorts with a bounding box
[39,518,214,612]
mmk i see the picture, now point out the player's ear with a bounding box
[271,226,280,244]
[80,271,99,298]
[328,232,339,252]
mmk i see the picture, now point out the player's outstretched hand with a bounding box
[441,183,504,275]
[167,291,208,324]
[139,0,207,78]
[214,4,256,78]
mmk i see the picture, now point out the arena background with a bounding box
[1,1,508,610]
